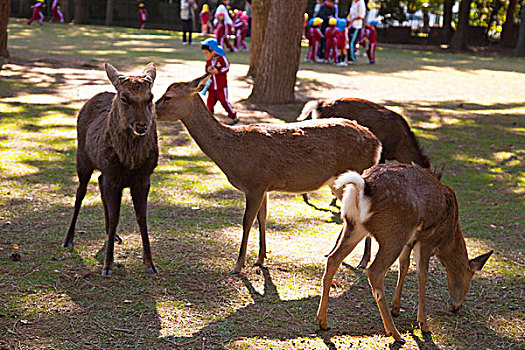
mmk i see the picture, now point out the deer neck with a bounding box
[179,95,235,166]
[436,224,470,276]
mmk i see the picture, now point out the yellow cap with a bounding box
[304,13,309,19]
[202,4,209,11]
[312,17,323,26]
[139,3,145,7]
[329,17,337,26]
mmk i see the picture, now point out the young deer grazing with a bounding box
[316,163,493,343]
[155,74,382,274]
[299,98,433,269]
[62,62,159,276]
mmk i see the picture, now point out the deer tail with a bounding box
[297,100,320,121]
[335,171,372,224]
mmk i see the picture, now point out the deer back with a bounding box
[318,98,430,168]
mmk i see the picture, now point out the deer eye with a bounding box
[164,96,172,102]
[121,97,128,104]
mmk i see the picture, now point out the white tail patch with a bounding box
[336,171,372,224]
[374,143,383,166]
[297,100,320,121]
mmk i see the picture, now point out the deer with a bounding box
[62,62,159,276]
[316,163,493,344]
[154,74,383,275]
[298,97,434,269]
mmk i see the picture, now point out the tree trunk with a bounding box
[516,5,525,56]
[247,0,272,78]
[248,0,307,104]
[0,0,10,64]
[442,0,454,42]
[501,0,518,47]
[450,0,473,50]
[73,0,88,24]
[19,0,32,18]
[105,0,114,26]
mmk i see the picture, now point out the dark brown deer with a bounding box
[155,74,382,274]
[299,97,434,269]
[62,62,159,276]
[316,163,493,343]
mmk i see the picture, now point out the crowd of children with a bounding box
[305,0,378,65]
[202,2,249,53]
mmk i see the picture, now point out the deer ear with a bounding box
[142,62,156,84]
[469,250,493,272]
[188,74,212,93]
[105,63,121,89]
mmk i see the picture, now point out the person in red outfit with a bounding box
[232,10,247,51]
[324,17,338,63]
[28,0,45,25]
[364,21,378,64]
[138,2,147,29]
[49,0,64,23]
[306,17,324,62]
[200,4,211,34]
[201,38,239,124]
[215,13,234,52]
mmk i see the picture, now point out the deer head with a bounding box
[105,62,156,136]
[447,250,493,312]
[155,74,210,121]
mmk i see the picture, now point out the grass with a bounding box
[1,18,524,349]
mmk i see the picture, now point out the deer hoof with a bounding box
[391,306,400,317]
[253,261,264,267]
[101,269,113,276]
[394,338,406,345]
[115,235,123,244]
[62,242,73,248]
[146,266,158,274]
[230,268,241,275]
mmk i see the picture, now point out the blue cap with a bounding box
[336,18,347,32]
[308,18,314,27]
[200,38,226,56]
[369,20,378,25]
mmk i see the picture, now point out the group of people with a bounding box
[27,0,64,25]
[306,0,377,65]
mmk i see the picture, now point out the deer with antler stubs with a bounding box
[62,62,159,276]
[316,163,493,343]
[155,74,383,274]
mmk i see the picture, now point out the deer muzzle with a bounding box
[133,122,148,136]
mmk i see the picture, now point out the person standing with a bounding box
[365,21,378,64]
[200,4,211,34]
[138,2,147,29]
[317,0,336,61]
[347,0,366,62]
[201,38,239,125]
[181,0,197,45]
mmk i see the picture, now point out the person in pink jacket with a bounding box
[324,17,338,63]
[138,2,147,29]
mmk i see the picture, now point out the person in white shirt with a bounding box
[347,0,366,62]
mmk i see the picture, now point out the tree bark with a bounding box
[247,0,272,78]
[501,0,518,47]
[0,0,10,63]
[105,0,114,26]
[73,0,88,24]
[516,5,525,56]
[450,0,473,50]
[442,0,454,42]
[248,0,307,104]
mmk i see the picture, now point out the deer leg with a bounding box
[131,179,157,274]
[357,236,372,269]
[99,175,122,245]
[391,244,412,316]
[414,242,432,334]
[255,193,268,267]
[231,190,266,275]
[101,183,122,276]
[62,167,93,248]
[317,220,367,330]
[367,242,406,343]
